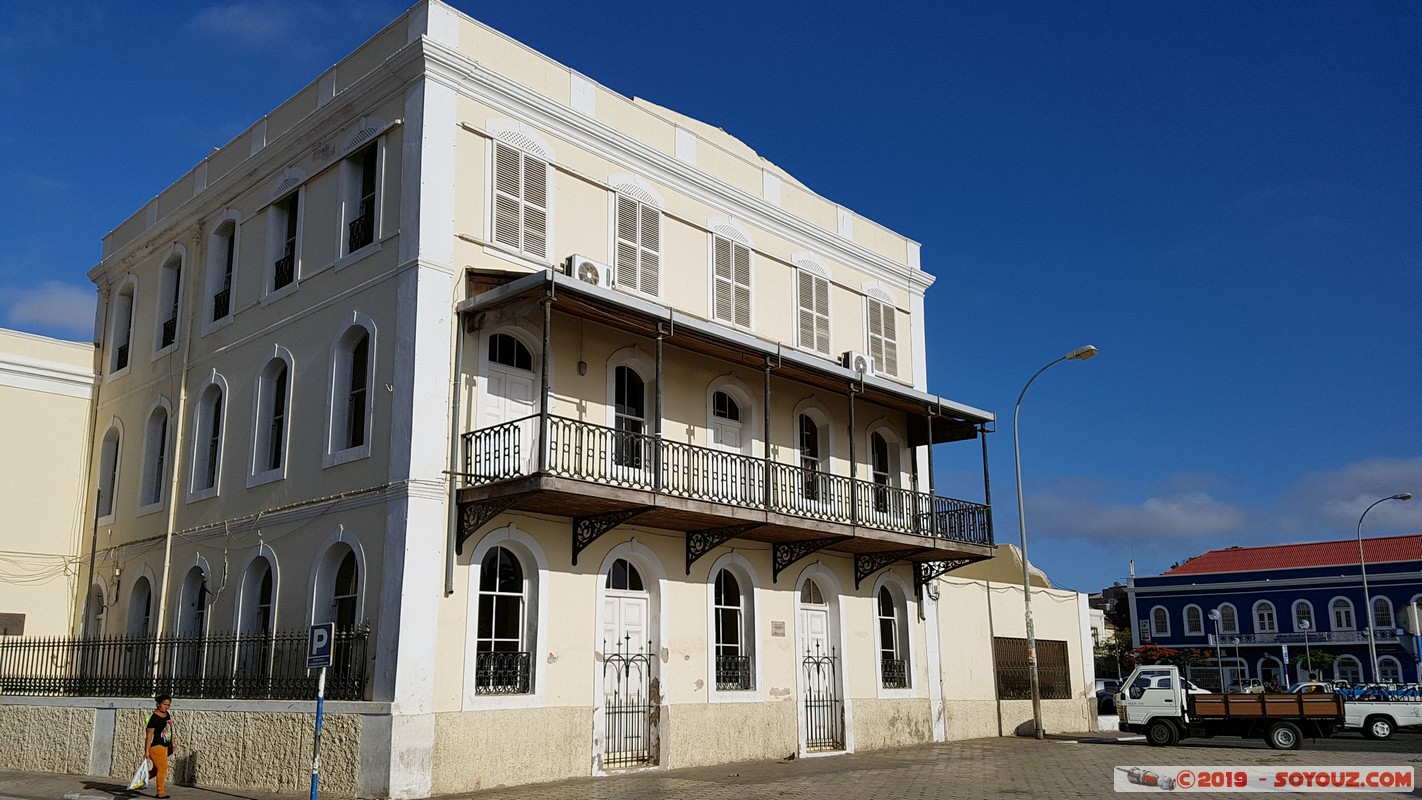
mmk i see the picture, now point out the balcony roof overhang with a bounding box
[456,268,993,446]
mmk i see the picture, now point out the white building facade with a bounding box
[2,3,1092,796]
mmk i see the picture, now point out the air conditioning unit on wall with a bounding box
[563,254,613,289]
[841,350,874,376]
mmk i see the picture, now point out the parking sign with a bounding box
[307,622,335,669]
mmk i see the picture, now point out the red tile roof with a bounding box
[1163,534,1422,576]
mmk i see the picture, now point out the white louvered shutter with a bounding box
[798,271,830,355]
[713,236,734,323]
[867,299,898,377]
[615,196,660,296]
[491,143,548,258]
[616,196,639,288]
[640,203,660,296]
[732,241,750,327]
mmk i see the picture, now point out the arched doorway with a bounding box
[478,331,538,476]
[796,574,843,752]
[599,555,657,769]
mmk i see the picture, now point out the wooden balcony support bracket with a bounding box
[685,524,764,575]
[457,493,532,555]
[915,556,987,593]
[854,548,927,590]
[572,507,654,566]
[772,536,847,584]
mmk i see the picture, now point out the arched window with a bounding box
[607,557,644,592]
[877,585,910,689]
[83,584,106,638]
[1293,600,1314,632]
[612,366,647,469]
[475,546,531,694]
[1254,601,1277,633]
[1183,605,1203,635]
[869,431,895,514]
[175,566,209,678]
[713,568,751,690]
[1334,655,1363,684]
[109,280,135,373]
[128,577,153,637]
[97,425,122,518]
[1371,597,1393,630]
[206,218,238,323]
[801,578,826,606]
[1330,598,1355,630]
[140,405,169,509]
[268,189,301,292]
[332,551,359,630]
[489,332,532,370]
[254,357,290,477]
[1217,604,1239,635]
[1377,656,1403,684]
[192,383,224,494]
[799,413,825,501]
[1150,606,1169,637]
[331,326,373,455]
[155,253,182,351]
[237,557,275,680]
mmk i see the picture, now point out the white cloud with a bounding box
[0,281,95,338]
[1031,490,1248,543]
[1280,457,1422,534]
[186,2,308,45]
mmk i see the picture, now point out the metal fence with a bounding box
[992,637,1071,700]
[0,626,369,701]
[714,654,753,691]
[881,658,908,689]
[473,650,532,695]
[464,414,993,547]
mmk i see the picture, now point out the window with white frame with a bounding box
[491,142,548,259]
[877,585,910,689]
[1254,601,1277,633]
[254,358,290,477]
[796,264,830,355]
[1371,597,1393,630]
[1293,600,1314,631]
[1183,605,1204,635]
[615,194,659,296]
[1377,656,1403,683]
[798,413,825,502]
[612,365,648,470]
[109,281,135,373]
[869,431,895,514]
[139,405,169,509]
[155,254,182,352]
[236,557,275,680]
[713,568,752,691]
[475,546,532,694]
[207,220,237,323]
[1217,604,1239,634]
[1334,655,1362,683]
[192,383,224,495]
[1151,606,1169,636]
[866,297,898,377]
[1331,598,1355,630]
[315,543,361,631]
[269,191,300,292]
[330,326,372,456]
[127,577,152,637]
[97,425,121,518]
[343,145,379,255]
[712,235,751,327]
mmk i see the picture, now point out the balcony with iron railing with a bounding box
[460,414,993,550]
[160,317,177,349]
[273,251,295,290]
[1214,630,1401,646]
[348,212,374,252]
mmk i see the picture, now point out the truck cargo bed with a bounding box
[1188,693,1344,720]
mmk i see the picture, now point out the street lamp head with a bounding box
[1066,344,1099,361]
[1391,492,1412,501]
[1208,609,1221,621]
[1299,619,1310,631]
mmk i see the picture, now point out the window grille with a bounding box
[993,637,1070,700]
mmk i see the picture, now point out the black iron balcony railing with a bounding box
[348,212,374,252]
[715,654,754,691]
[0,625,369,701]
[473,650,532,695]
[114,343,129,371]
[881,657,908,689]
[461,414,993,546]
[273,253,295,290]
[160,318,177,349]
[212,288,231,321]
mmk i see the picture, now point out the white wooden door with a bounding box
[478,364,536,476]
[602,591,650,760]
[711,416,748,503]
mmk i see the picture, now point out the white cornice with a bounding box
[420,39,936,293]
[0,353,97,399]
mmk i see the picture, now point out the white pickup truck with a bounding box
[1291,682,1422,740]
[1117,665,1344,750]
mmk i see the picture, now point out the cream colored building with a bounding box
[0,329,95,638]
[5,2,1091,796]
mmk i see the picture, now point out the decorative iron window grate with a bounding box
[474,650,531,695]
[715,655,753,691]
[992,637,1070,700]
[273,253,295,290]
[881,658,908,689]
[212,289,231,321]
[348,212,374,252]
[160,318,177,349]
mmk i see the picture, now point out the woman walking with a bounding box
[144,695,175,798]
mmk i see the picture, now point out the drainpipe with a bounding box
[762,360,772,508]
[848,388,857,525]
[444,310,467,597]
[979,422,993,544]
[538,297,552,473]
[654,325,665,491]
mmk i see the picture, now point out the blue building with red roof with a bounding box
[1127,534,1422,687]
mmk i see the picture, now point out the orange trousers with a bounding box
[147,745,169,796]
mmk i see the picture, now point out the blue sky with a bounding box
[1,1,1418,593]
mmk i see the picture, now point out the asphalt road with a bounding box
[1098,713,1422,754]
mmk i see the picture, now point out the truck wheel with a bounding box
[1266,721,1302,750]
[1363,716,1394,740]
[1146,720,1179,747]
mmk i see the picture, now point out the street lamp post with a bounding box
[1299,619,1312,681]
[1356,493,1413,682]
[1014,344,1098,740]
[1209,609,1224,690]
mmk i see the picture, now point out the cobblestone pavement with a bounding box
[0,733,1416,800]
[444,734,1421,800]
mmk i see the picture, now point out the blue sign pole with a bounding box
[311,667,326,800]
[307,623,335,800]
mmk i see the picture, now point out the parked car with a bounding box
[1230,678,1266,694]
[1096,678,1121,714]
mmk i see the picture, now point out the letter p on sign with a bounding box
[308,622,335,669]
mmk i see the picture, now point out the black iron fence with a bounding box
[602,637,656,769]
[714,654,753,691]
[474,650,531,695]
[348,213,374,252]
[463,415,993,547]
[0,626,369,701]
[802,645,843,751]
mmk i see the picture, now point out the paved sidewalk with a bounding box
[1,732,1417,800]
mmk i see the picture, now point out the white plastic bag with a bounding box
[127,758,153,791]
